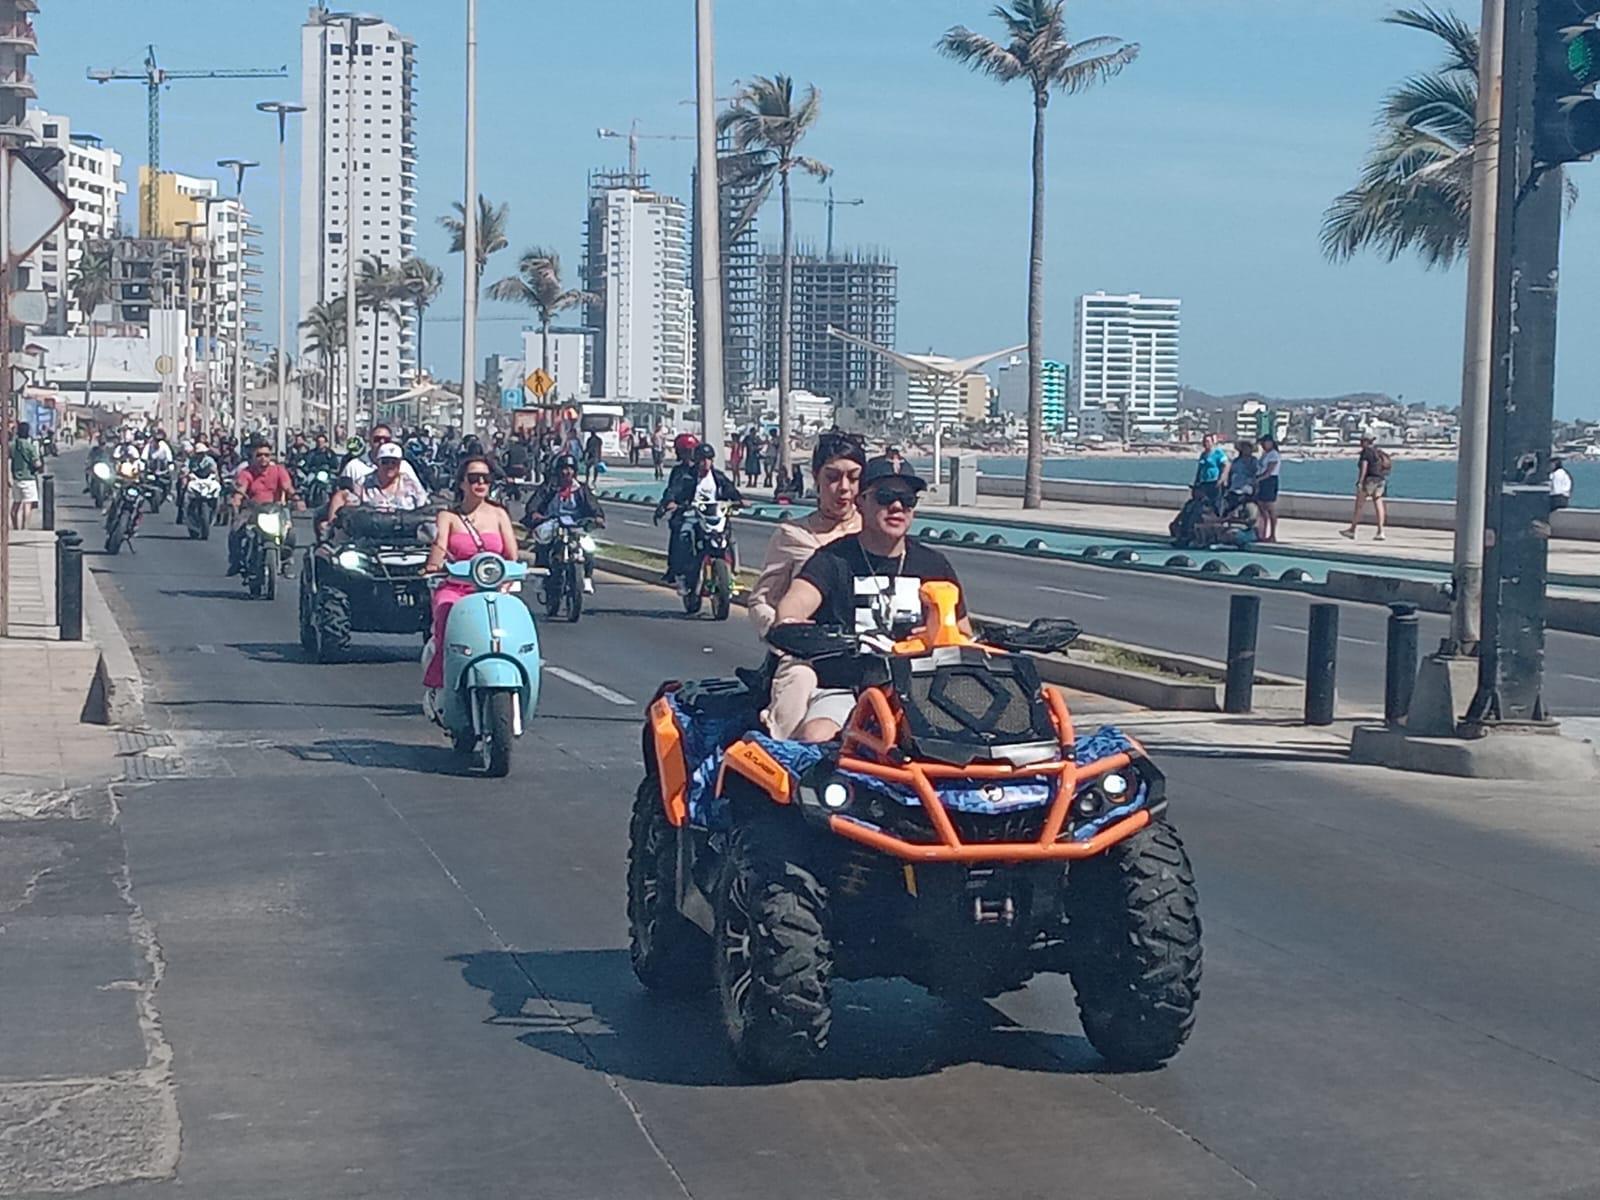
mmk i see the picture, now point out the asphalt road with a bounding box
[55,480,1600,1200]
[598,500,1600,716]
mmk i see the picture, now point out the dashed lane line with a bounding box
[545,665,637,707]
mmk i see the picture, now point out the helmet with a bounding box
[194,441,209,454]
[694,443,716,463]
[552,453,578,474]
[673,433,700,457]
[346,436,364,454]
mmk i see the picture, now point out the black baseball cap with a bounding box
[861,455,926,492]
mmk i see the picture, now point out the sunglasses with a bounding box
[465,472,492,485]
[870,487,918,509]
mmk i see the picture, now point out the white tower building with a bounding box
[298,7,417,403]
[1072,292,1181,438]
[24,110,125,333]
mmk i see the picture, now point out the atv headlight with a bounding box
[255,510,285,537]
[821,780,852,810]
[1102,771,1130,799]
[471,556,506,588]
[416,521,437,546]
[335,549,367,572]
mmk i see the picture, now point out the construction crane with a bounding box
[88,45,288,234]
[794,186,865,258]
[597,120,692,188]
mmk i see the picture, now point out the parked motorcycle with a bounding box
[535,515,598,623]
[426,552,541,777]
[99,462,147,555]
[184,474,221,540]
[682,499,737,620]
[239,504,290,600]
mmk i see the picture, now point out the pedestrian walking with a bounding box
[743,428,763,489]
[650,424,667,480]
[1549,456,1573,514]
[1341,435,1392,541]
[8,420,43,530]
[1256,434,1282,542]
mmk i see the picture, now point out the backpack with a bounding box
[1373,448,1393,475]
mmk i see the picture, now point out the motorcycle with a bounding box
[534,515,598,624]
[681,499,737,621]
[240,504,290,600]
[144,464,174,514]
[86,456,112,509]
[99,462,146,555]
[215,475,237,526]
[426,552,541,778]
[184,474,221,540]
[299,467,334,513]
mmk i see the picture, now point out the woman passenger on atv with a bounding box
[421,456,520,702]
[324,441,431,526]
[772,455,972,743]
[747,432,865,738]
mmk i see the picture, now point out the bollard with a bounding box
[1223,593,1260,714]
[57,530,84,642]
[41,473,55,531]
[1305,603,1339,725]
[1385,603,1420,726]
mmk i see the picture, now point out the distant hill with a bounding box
[1178,386,1395,413]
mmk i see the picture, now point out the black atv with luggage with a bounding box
[299,506,441,662]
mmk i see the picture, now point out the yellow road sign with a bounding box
[526,368,555,399]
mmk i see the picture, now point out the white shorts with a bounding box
[802,688,858,730]
[11,479,38,504]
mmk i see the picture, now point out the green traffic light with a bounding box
[1568,28,1600,88]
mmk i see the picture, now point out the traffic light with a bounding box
[1534,0,1600,165]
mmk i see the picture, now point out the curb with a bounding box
[1349,723,1600,780]
[80,564,146,728]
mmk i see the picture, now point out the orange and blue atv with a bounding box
[628,582,1201,1080]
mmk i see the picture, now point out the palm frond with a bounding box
[1386,5,1478,74]
[1050,41,1139,93]
[1382,71,1477,146]
[937,27,1026,83]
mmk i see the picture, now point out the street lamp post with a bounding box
[694,0,726,459]
[217,157,258,439]
[175,218,204,437]
[461,0,479,438]
[825,326,1024,489]
[257,101,305,452]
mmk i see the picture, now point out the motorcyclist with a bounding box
[287,432,312,478]
[143,429,175,504]
[652,433,700,584]
[772,455,972,742]
[325,441,431,524]
[301,433,340,478]
[655,442,743,592]
[523,453,606,595]
[227,440,301,578]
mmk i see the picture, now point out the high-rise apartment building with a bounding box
[1042,359,1070,434]
[1073,292,1180,437]
[757,249,897,406]
[24,110,125,332]
[0,2,38,147]
[298,6,418,405]
[582,176,693,410]
[993,355,1071,434]
[890,355,989,430]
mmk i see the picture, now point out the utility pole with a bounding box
[694,0,726,457]
[258,102,305,451]
[218,158,257,439]
[1464,0,1566,731]
[461,0,478,438]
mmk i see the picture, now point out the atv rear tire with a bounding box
[715,817,831,1079]
[1064,820,1201,1069]
[627,777,711,994]
[313,585,352,663]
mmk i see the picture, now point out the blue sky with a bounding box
[34,0,1600,418]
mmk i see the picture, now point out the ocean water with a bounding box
[965,454,1599,509]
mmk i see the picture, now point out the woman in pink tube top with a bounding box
[421,456,521,703]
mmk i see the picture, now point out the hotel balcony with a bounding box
[0,70,37,97]
[0,20,37,50]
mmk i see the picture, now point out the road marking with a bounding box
[1562,672,1600,685]
[197,644,215,654]
[546,665,636,707]
[1273,624,1376,646]
[624,519,652,528]
[1037,585,1106,601]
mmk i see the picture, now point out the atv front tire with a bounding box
[627,777,711,994]
[1064,820,1201,1069]
[312,585,352,662]
[714,817,831,1079]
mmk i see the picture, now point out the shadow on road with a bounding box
[583,606,711,623]
[450,947,1104,1086]
[280,735,469,776]
[229,640,421,667]
[157,587,255,602]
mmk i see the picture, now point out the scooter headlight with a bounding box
[255,510,285,537]
[471,556,506,588]
[335,549,367,572]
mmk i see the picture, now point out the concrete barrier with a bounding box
[975,474,1600,540]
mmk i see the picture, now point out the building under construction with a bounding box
[757,247,897,409]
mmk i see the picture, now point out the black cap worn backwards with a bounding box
[861,455,927,492]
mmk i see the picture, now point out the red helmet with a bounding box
[673,433,700,458]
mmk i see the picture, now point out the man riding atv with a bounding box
[773,456,968,741]
[655,442,743,591]
[523,453,605,595]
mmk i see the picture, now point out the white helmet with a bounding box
[194,441,209,454]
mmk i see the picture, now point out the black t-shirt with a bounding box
[797,534,966,636]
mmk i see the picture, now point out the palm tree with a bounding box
[438,194,509,284]
[357,255,406,402]
[719,75,830,475]
[939,2,1138,508]
[398,256,444,376]
[69,244,115,411]
[488,248,597,375]
[299,297,347,426]
[1321,6,1480,268]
